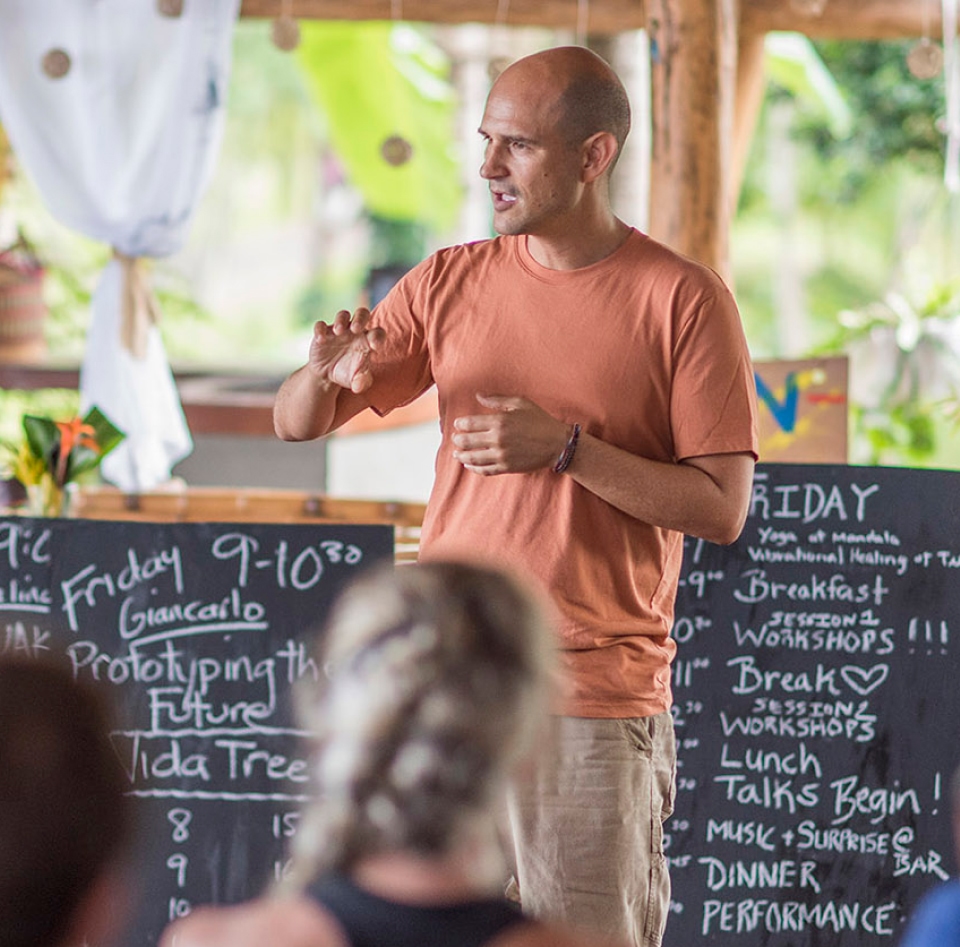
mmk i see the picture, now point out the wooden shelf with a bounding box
[0,363,278,436]
[0,362,439,438]
[71,485,425,560]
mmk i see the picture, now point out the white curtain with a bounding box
[0,0,240,489]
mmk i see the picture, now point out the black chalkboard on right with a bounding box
[667,463,960,945]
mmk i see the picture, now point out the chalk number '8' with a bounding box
[168,808,192,843]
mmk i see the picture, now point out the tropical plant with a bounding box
[796,39,947,203]
[1,406,125,515]
[818,281,960,465]
[295,21,462,231]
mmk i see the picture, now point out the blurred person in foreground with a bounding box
[161,561,630,947]
[0,656,131,947]
[899,765,960,946]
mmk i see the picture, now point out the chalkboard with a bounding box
[668,463,960,945]
[6,465,960,947]
[0,516,394,947]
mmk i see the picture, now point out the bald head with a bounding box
[493,46,631,166]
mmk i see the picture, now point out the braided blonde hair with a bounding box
[283,560,554,889]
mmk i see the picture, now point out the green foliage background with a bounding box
[731,36,960,467]
[2,29,959,469]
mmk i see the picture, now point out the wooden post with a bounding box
[646,0,739,278]
[730,28,767,214]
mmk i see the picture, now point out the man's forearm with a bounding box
[274,366,349,441]
[566,433,755,545]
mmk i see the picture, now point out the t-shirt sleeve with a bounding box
[361,258,435,417]
[670,280,759,462]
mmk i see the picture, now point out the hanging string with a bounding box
[908,0,944,79]
[489,0,512,81]
[381,0,414,166]
[157,0,184,17]
[272,0,301,51]
[944,0,960,192]
[575,0,589,47]
[788,0,827,16]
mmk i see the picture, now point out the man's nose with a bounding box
[480,143,505,179]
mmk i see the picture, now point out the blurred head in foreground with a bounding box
[0,657,130,947]
[284,559,554,889]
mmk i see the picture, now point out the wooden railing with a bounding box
[72,486,425,562]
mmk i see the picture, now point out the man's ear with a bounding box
[61,871,130,947]
[581,131,619,183]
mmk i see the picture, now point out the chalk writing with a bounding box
[701,899,896,936]
[0,517,394,947]
[733,618,895,655]
[733,569,890,606]
[749,475,880,524]
[667,465,960,946]
[0,581,51,610]
[1,620,51,657]
[0,521,51,569]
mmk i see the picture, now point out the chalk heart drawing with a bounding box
[841,664,890,695]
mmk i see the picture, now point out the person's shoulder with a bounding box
[901,880,960,946]
[624,229,730,293]
[489,919,632,947]
[429,235,514,267]
[403,237,516,295]
[158,896,349,947]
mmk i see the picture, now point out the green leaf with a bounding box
[66,407,125,480]
[22,415,60,465]
[295,22,462,230]
[83,406,125,454]
[765,32,853,140]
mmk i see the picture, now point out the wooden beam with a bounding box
[240,0,942,39]
[741,0,943,40]
[647,0,738,276]
[239,0,648,33]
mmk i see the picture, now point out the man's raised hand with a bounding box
[308,308,385,394]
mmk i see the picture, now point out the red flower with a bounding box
[53,417,99,486]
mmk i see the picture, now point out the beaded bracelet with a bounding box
[553,423,581,474]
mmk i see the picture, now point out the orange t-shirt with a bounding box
[363,229,759,717]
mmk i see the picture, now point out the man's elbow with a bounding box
[273,400,329,442]
[273,410,327,442]
[273,417,303,442]
[701,503,749,546]
[682,451,754,545]
[710,522,745,546]
[273,412,299,441]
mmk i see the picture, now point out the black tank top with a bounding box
[308,873,531,947]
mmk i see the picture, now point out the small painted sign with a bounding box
[754,356,848,464]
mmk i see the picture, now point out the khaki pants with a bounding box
[505,713,677,947]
